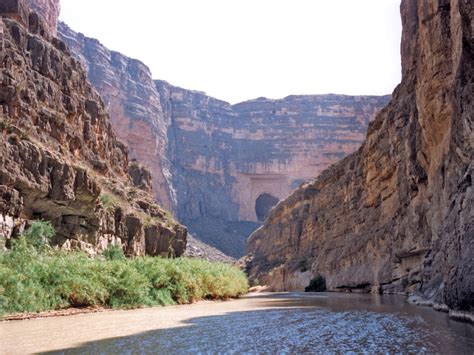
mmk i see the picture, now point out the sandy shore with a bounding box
[0,293,286,354]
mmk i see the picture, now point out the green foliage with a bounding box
[0,246,248,315]
[0,119,13,132]
[21,220,55,251]
[102,245,125,261]
[99,193,119,211]
[142,214,157,227]
[164,210,175,223]
[304,275,326,292]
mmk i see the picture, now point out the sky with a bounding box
[59,0,402,104]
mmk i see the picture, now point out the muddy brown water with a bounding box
[1,292,473,354]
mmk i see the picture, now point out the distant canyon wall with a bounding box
[51,4,389,257]
[157,80,389,256]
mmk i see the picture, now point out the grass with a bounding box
[0,224,248,316]
[99,193,120,211]
[164,209,176,224]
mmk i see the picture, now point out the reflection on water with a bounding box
[49,293,474,354]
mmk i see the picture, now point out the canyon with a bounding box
[57,21,389,257]
[0,0,471,332]
[245,0,474,314]
[0,0,187,256]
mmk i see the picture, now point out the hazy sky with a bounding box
[60,0,402,104]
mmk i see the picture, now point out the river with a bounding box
[1,293,473,354]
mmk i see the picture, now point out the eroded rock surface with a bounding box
[0,0,186,256]
[58,22,175,210]
[245,0,474,313]
[55,7,388,258]
[26,0,59,37]
[158,81,389,256]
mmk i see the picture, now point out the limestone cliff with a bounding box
[26,0,59,37]
[245,0,473,313]
[157,80,389,256]
[55,12,388,258]
[0,0,187,256]
[58,22,175,210]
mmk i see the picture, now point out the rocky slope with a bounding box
[245,0,473,313]
[0,0,187,256]
[55,6,388,257]
[185,234,235,264]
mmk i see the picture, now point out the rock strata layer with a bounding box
[26,0,59,37]
[0,0,186,256]
[55,6,388,257]
[245,0,474,313]
[157,81,389,256]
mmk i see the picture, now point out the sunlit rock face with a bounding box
[157,80,389,256]
[58,22,175,211]
[26,0,59,37]
[0,0,187,257]
[52,2,388,257]
[244,0,474,314]
[56,18,389,257]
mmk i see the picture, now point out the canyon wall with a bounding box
[0,0,187,256]
[245,0,473,313]
[158,81,390,256]
[25,0,59,37]
[54,6,388,257]
[58,23,175,211]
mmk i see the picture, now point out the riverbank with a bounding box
[0,238,248,315]
[1,296,242,321]
[408,295,474,324]
[1,293,273,353]
[2,292,473,354]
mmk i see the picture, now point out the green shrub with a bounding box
[0,247,248,315]
[21,220,55,251]
[304,275,326,292]
[102,245,125,261]
[99,193,119,211]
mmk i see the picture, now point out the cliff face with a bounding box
[54,8,388,257]
[245,0,473,312]
[58,23,175,211]
[157,80,389,256]
[0,0,186,256]
[55,20,389,258]
[26,0,59,37]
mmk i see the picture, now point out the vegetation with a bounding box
[0,118,12,131]
[99,193,120,211]
[21,220,55,251]
[102,245,126,261]
[304,275,326,292]
[0,222,248,316]
[163,209,176,224]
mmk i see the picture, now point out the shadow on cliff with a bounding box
[44,293,474,354]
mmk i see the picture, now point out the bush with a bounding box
[21,220,55,251]
[99,193,119,211]
[304,275,326,292]
[0,247,248,315]
[102,245,125,261]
